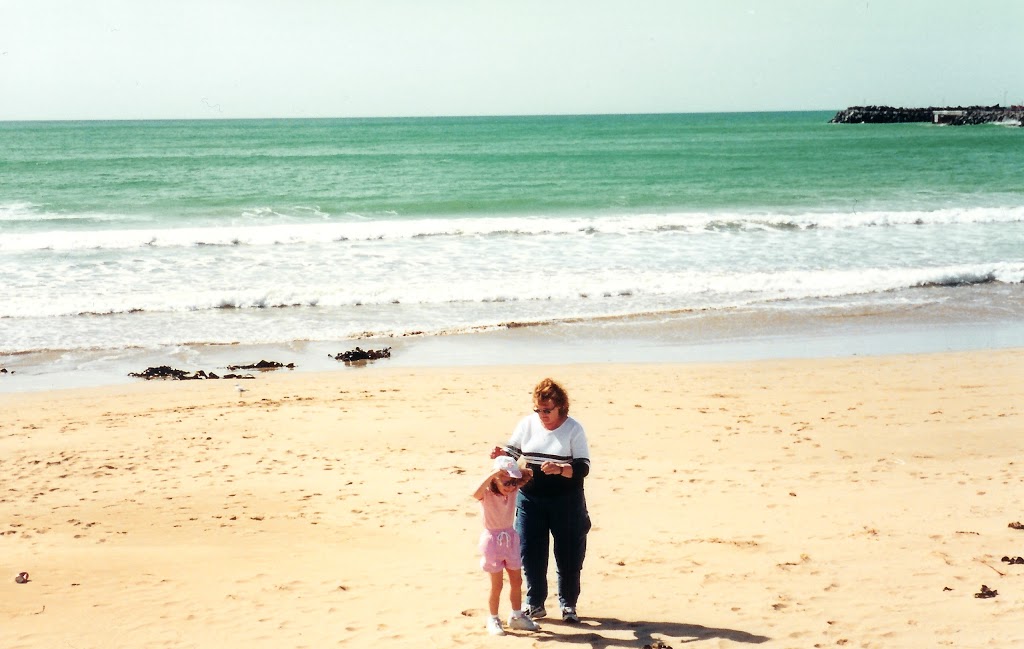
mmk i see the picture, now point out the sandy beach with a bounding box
[2,349,1023,648]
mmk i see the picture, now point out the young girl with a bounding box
[473,455,540,636]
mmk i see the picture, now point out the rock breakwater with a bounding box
[830,105,1023,126]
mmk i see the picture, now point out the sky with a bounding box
[1,0,1022,121]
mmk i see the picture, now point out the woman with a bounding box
[491,377,592,623]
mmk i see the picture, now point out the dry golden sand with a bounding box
[2,349,1023,649]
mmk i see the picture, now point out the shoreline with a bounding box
[3,297,1024,394]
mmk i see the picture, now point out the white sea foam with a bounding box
[2,259,1020,322]
[0,202,135,224]
[0,201,39,220]
[2,206,1023,252]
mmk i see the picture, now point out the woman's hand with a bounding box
[490,446,507,459]
[541,461,571,477]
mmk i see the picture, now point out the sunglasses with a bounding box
[533,407,557,415]
[500,479,518,487]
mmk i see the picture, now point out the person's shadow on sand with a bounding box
[527,616,770,646]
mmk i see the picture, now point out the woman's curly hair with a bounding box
[533,377,569,418]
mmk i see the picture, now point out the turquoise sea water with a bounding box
[1,112,1023,388]
[4,112,1023,220]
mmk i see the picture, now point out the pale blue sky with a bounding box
[1,0,1021,120]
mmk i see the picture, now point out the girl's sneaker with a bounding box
[561,606,580,623]
[509,613,540,631]
[486,616,506,636]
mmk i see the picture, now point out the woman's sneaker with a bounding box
[486,616,506,636]
[525,605,547,619]
[509,613,540,631]
[561,606,580,623]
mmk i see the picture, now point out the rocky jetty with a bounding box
[830,105,1024,126]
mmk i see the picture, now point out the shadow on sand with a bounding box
[527,615,770,647]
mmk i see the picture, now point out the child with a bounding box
[473,455,540,636]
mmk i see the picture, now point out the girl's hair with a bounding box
[534,377,570,417]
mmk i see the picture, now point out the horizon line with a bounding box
[0,108,842,125]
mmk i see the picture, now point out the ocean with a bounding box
[2,112,1023,391]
